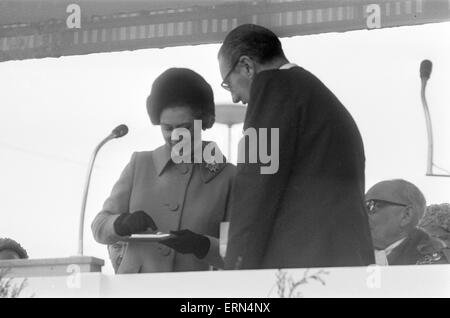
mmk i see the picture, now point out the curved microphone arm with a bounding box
[420,78,434,176]
[78,133,115,256]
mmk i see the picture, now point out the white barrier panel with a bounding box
[9,264,450,298]
[0,257,104,278]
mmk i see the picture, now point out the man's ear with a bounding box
[400,206,415,228]
[239,55,257,79]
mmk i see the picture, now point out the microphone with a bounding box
[418,61,450,178]
[420,60,432,80]
[111,124,128,138]
[77,124,129,256]
[419,60,433,175]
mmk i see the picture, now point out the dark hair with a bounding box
[146,68,215,129]
[218,24,285,66]
[0,238,28,259]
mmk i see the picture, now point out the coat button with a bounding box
[158,245,172,256]
[177,164,189,174]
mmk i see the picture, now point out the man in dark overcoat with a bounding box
[218,24,374,269]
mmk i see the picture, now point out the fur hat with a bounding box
[146,68,215,129]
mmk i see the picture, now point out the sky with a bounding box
[1,21,450,275]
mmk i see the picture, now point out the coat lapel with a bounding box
[152,144,172,176]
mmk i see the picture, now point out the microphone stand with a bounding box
[78,133,116,256]
[420,77,434,176]
[420,73,450,178]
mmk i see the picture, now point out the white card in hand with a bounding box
[125,232,173,242]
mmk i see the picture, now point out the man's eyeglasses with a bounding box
[221,58,240,91]
[365,199,408,215]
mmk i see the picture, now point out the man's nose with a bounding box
[231,92,240,104]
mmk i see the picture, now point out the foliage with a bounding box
[271,268,329,298]
[0,269,27,298]
[420,203,450,231]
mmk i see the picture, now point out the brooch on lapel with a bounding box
[205,162,220,173]
[201,161,226,183]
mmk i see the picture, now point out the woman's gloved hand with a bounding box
[113,211,157,236]
[160,229,210,259]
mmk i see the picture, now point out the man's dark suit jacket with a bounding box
[224,66,374,270]
[388,228,449,265]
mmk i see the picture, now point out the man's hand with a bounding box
[160,229,210,259]
[113,211,157,236]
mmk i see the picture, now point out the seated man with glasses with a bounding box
[366,179,449,265]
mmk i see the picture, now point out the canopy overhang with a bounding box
[1,0,449,62]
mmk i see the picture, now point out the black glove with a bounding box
[160,229,210,259]
[113,211,157,236]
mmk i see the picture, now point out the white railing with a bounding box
[3,261,449,297]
